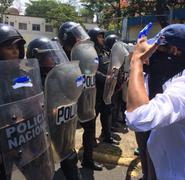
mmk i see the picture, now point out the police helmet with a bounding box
[0,24,26,59]
[104,34,119,51]
[88,27,105,43]
[27,37,68,75]
[58,21,89,47]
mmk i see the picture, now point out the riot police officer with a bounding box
[88,28,119,144]
[0,24,54,180]
[0,26,25,60]
[58,22,103,171]
[26,37,83,180]
[26,37,69,85]
[0,23,26,180]
[104,34,119,53]
[104,34,127,131]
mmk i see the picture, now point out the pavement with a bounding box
[12,116,143,180]
[74,116,143,180]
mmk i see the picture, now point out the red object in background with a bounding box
[120,0,128,8]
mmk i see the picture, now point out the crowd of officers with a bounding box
[0,20,185,180]
[0,21,127,180]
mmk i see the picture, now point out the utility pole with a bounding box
[117,0,121,34]
[167,4,173,24]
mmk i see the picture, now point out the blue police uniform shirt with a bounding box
[125,71,185,180]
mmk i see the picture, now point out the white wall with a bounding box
[3,14,57,46]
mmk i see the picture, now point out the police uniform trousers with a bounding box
[80,119,96,163]
[95,97,112,141]
[112,90,126,127]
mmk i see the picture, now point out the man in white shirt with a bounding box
[126,24,185,180]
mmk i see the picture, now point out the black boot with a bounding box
[103,137,120,145]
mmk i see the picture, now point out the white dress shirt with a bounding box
[126,71,185,180]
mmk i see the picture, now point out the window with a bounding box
[32,24,40,31]
[10,22,14,26]
[45,25,53,32]
[19,23,27,30]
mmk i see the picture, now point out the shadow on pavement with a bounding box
[103,163,118,170]
[79,142,122,171]
[53,165,94,180]
[125,157,141,180]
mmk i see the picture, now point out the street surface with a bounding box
[12,116,142,180]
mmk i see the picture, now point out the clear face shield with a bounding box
[34,41,69,74]
[69,24,90,42]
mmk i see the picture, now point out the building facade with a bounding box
[3,13,57,46]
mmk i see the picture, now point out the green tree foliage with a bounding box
[0,0,14,22]
[81,0,185,30]
[79,7,94,19]
[25,0,58,18]
[47,4,80,28]
[125,0,185,28]
[124,0,185,16]
[80,0,124,32]
[25,0,80,28]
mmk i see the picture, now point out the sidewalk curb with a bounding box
[93,151,134,166]
[77,148,141,178]
[77,148,134,166]
[92,150,141,178]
